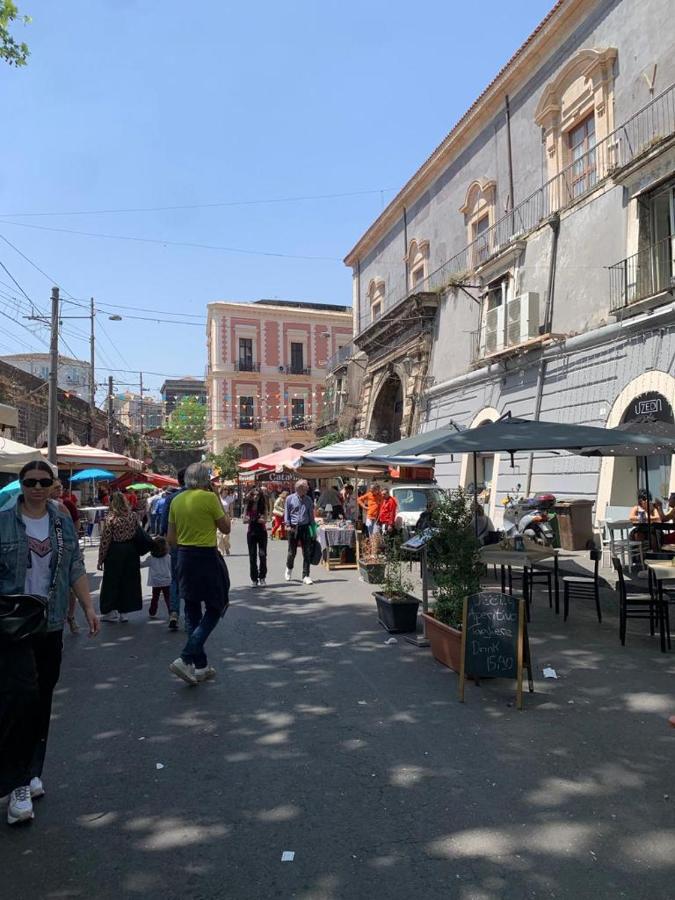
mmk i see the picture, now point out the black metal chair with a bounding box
[644,552,673,650]
[562,549,601,622]
[524,564,554,610]
[612,556,664,648]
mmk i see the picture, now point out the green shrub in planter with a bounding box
[427,487,481,629]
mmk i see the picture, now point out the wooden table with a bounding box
[644,560,674,652]
[479,547,560,616]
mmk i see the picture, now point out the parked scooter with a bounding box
[518,493,556,545]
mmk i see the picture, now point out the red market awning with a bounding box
[239,446,305,472]
[111,471,179,490]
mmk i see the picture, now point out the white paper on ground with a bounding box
[155,763,165,770]
[281,851,295,862]
[543,667,558,679]
[384,637,398,645]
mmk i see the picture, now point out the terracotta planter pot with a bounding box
[422,612,462,672]
[373,591,419,633]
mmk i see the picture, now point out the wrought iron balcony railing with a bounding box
[609,235,675,312]
[356,82,675,336]
[234,361,260,372]
[326,341,354,373]
[285,365,311,376]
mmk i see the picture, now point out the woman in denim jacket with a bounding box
[0,461,99,826]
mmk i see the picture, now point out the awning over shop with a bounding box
[112,471,179,490]
[293,437,434,479]
[239,446,306,472]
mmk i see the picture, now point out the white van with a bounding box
[388,484,444,528]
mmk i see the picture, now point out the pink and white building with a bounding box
[206,300,352,459]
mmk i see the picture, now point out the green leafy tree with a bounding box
[163,397,206,448]
[316,430,345,449]
[207,444,241,480]
[1,2,30,67]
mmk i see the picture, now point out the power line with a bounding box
[0,188,395,219]
[0,219,342,262]
[0,256,37,314]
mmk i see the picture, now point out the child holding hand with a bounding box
[142,537,173,617]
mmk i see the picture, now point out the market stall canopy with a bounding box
[0,479,20,510]
[41,444,143,472]
[294,437,434,478]
[127,482,155,491]
[239,446,305,473]
[0,436,43,473]
[371,416,675,458]
[70,468,116,483]
[112,471,179,490]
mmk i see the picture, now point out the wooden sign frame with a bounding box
[458,593,533,710]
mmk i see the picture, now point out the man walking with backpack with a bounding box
[284,479,315,585]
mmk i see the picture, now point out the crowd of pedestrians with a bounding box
[0,461,404,827]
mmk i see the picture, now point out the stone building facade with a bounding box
[335,0,675,524]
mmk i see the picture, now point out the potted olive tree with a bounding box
[373,537,419,632]
[358,534,386,584]
[422,488,481,671]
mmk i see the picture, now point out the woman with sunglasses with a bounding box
[0,460,99,826]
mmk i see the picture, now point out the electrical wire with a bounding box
[0,219,342,262]
[0,188,394,219]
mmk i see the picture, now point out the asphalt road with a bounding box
[2,526,674,899]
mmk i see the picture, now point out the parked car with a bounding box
[388,484,444,529]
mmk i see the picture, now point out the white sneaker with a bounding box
[258,578,266,586]
[29,777,44,799]
[7,786,33,825]
[119,613,129,623]
[100,611,119,623]
[303,576,313,585]
[169,657,198,685]
[194,665,216,682]
[285,568,292,581]
[251,580,259,587]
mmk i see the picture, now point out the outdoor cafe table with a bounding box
[644,560,674,652]
[317,523,357,571]
[479,546,560,615]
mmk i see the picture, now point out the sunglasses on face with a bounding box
[22,478,54,488]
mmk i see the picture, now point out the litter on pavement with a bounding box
[384,637,398,645]
[281,851,295,862]
[155,763,165,770]
[543,667,558,679]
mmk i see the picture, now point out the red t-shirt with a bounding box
[62,498,79,524]
[378,496,398,526]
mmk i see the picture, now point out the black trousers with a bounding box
[247,530,268,582]
[286,524,312,578]
[0,630,63,796]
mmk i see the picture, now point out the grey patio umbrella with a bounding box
[371,415,675,458]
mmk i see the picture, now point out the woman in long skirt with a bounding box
[97,493,153,622]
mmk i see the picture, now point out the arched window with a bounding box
[534,48,617,200]
[239,442,259,461]
[367,278,386,323]
[459,180,497,267]
[407,239,430,290]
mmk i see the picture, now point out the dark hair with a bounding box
[151,537,168,557]
[19,460,55,483]
[638,490,651,502]
[177,467,187,487]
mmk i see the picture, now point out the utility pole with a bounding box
[107,375,114,450]
[47,287,60,465]
[89,297,96,443]
[139,371,144,443]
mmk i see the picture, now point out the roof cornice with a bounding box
[344,0,597,266]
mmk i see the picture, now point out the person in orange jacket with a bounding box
[377,488,398,534]
[357,482,383,535]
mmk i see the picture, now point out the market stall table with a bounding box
[479,546,560,617]
[317,522,358,570]
[78,505,108,542]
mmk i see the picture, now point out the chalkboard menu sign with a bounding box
[458,591,533,710]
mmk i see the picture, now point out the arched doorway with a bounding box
[239,443,259,461]
[597,373,675,519]
[369,373,404,443]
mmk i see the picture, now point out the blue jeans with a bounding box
[169,547,181,616]
[181,602,223,669]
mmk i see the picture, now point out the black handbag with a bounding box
[0,516,64,644]
[133,525,156,557]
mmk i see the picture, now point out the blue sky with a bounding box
[0,0,554,402]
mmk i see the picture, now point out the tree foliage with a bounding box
[207,444,241,480]
[1,1,30,67]
[316,430,345,449]
[163,397,206,448]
